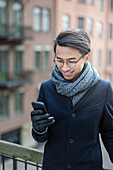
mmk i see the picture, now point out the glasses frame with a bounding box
[53,55,84,68]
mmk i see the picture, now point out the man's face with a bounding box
[55,45,89,82]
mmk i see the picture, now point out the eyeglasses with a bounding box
[53,55,83,68]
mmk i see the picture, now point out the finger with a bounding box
[37,117,55,125]
[39,120,55,129]
[31,113,50,122]
[31,109,44,116]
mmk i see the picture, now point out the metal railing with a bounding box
[0,140,112,170]
[0,24,32,41]
[0,140,43,170]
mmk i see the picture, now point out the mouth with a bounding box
[62,72,73,77]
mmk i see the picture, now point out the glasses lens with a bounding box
[55,60,63,67]
[68,61,76,67]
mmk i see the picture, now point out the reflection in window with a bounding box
[12,2,22,26]
[62,14,69,30]
[109,24,112,39]
[97,21,103,38]
[88,0,94,5]
[108,51,112,65]
[0,0,7,35]
[87,18,93,36]
[33,7,50,32]
[35,51,41,70]
[110,0,113,12]
[78,17,84,29]
[42,8,50,32]
[98,0,103,10]
[14,91,23,115]
[78,0,85,3]
[0,51,8,82]
[0,92,9,120]
[33,7,41,32]
[0,0,7,24]
[15,51,23,78]
[44,51,49,70]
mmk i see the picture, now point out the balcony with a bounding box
[0,140,43,170]
[0,70,33,90]
[0,24,32,44]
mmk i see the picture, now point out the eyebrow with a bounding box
[56,56,76,60]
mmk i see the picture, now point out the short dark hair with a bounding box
[54,28,91,56]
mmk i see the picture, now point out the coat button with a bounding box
[67,164,71,169]
[72,113,76,117]
[69,139,73,144]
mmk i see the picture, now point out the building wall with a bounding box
[0,0,113,145]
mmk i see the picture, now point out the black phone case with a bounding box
[31,101,47,112]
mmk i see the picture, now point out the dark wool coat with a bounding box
[32,79,113,170]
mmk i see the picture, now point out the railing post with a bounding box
[13,157,17,170]
[25,161,27,170]
[2,155,5,170]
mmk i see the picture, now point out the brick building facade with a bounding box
[0,0,113,145]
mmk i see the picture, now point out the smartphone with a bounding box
[31,101,47,113]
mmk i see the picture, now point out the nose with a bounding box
[61,62,70,72]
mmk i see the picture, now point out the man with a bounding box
[31,29,113,170]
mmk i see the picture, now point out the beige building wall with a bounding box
[0,0,113,145]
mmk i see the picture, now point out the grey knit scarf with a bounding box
[51,62,100,106]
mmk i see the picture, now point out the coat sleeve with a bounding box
[99,82,113,163]
[32,83,49,143]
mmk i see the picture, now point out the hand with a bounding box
[31,109,55,133]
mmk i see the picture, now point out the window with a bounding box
[88,0,94,5]
[110,0,113,12]
[0,92,9,120]
[78,17,84,29]
[78,0,85,3]
[12,2,23,36]
[97,50,101,66]
[109,24,112,39]
[98,0,103,10]
[0,51,8,82]
[33,7,41,32]
[35,51,41,70]
[12,2,23,26]
[33,7,50,32]
[44,51,49,70]
[0,0,7,36]
[97,21,103,38]
[108,51,112,65]
[15,51,23,78]
[42,8,50,32]
[62,14,70,30]
[14,91,23,115]
[87,18,93,36]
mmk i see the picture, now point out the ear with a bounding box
[84,53,90,63]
